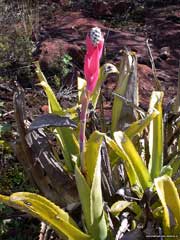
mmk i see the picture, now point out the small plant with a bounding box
[46,53,73,88]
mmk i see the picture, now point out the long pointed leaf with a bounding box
[78,77,86,103]
[91,63,119,108]
[105,135,143,196]
[55,127,79,171]
[75,165,91,232]
[84,131,104,185]
[114,131,152,191]
[75,132,107,240]
[90,152,107,240]
[125,109,159,139]
[35,62,79,172]
[154,176,180,235]
[111,200,141,217]
[0,192,91,240]
[111,51,137,133]
[29,114,77,130]
[148,91,164,179]
[35,62,63,115]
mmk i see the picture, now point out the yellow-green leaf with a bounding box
[114,131,152,191]
[0,192,91,240]
[105,135,124,166]
[55,127,79,171]
[91,63,119,108]
[111,201,141,217]
[105,135,143,197]
[154,176,180,235]
[90,148,107,240]
[75,132,107,240]
[78,77,86,103]
[168,157,180,176]
[148,91,164,179]
[159,165,173,177]
[85,131,104,186]
[111,51,137,133]
[75,165,91,232]
[125,109,159,139]
[35,62,80,172]
[34,62,63,115]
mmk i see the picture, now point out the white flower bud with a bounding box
[90,27,102,46]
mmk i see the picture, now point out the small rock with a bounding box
[159,47,170,60]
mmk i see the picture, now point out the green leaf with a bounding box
[84,131,104,186]
[0,140,12,152]
[105,135,143,196]
[35,62,79,172]
[91,63,119,108]
[75,165,91,232]
[35,61,77,119]
[125,109,159,139]
[152,206,163,219]
[114,131,152,191]
[35,62,63,115]
[168,157,180,176]
[55,127,79,172]
[90,147,107,240]
[0,123,11,137]
[0,192,92,240]
[111,51,136,133]
[148,91,164,179]
[159,165,173,177]
[75,132,107,240]
[105,135,124,166]
[154,176,180,235]
[111,201,141,217]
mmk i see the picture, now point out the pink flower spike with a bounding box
[84,27,104,93]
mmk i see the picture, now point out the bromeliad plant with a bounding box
[0,27,180,240]
[0,27,110,240]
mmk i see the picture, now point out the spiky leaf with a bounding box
[148,91,164,179]
[154,176,180,235]
[84,131,104,185]
[114,131,152,191]
[29,114,77,130]
[35,62,79,172]
[111,201,141,217]
[0,192,91,240]
[125,109,159,139]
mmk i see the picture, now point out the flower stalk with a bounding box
[79,90,90,173]
[80,27,104,173]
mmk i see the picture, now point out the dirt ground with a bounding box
[37,2,180,108]
[1,1,180,129]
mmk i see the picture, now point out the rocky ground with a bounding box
[36,2,180,109]
[1,1,180,133]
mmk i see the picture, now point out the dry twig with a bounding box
[146,39,161,91]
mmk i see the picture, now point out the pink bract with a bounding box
[84,33,104,93]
